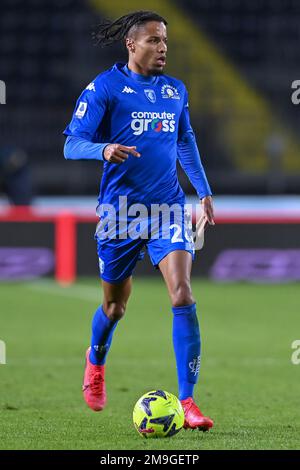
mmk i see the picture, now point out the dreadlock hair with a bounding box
[93,10,167,47]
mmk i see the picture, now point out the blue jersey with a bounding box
[64,62,210,209]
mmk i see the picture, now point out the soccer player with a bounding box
[64,10,215,431]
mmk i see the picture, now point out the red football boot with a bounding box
[82,347,106,411]
[181,397,214,431]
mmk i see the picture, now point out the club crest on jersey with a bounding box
[75,101,87,118]
[161,84,180,99]
[144,89,156,103]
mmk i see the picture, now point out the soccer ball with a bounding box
[133,390,184,438]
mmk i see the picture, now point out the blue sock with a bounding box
[172,303,201,400]
[89,305,118,365]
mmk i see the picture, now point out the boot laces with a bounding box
[90,372,104,394]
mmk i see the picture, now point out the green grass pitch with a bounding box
[0,278,299,450]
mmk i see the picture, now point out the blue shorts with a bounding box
[94,205,195,284]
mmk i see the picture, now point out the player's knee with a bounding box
[171,282,194,307]
[104,301,126,322]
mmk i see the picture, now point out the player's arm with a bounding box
[177,87,214,225]
[63,79,140,164]
[64,136,140,163]
[64,135,108,161]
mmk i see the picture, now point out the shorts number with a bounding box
[170,224,184,243]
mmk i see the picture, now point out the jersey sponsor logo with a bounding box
[86,82,96,92]
[144,88,156,103]
[122,86,137,94]
[75,101,87,118]
[161,84,180,99]
[130,110,176,136]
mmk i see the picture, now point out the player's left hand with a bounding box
[201,195,215,226]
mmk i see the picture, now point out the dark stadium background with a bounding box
[1,0,300,196]
[0,0,300,452]
[0,0,299,282]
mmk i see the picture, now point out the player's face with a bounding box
[128,21,168,76]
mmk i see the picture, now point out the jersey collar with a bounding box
[115,63,158,85]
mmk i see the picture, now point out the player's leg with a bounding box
[90,276,132,364]
[90,233,143,367]
[158,250,213,431]
[83,276,132,412]
[83,228,144,412]
[158,250,197,400]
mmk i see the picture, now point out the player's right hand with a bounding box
[103,144,141,164]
